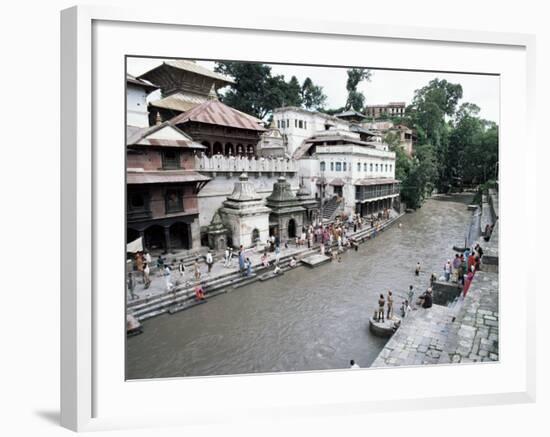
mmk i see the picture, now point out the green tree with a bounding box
[345,68,371,111]
[301,77,327,110]
[214,62,327,119]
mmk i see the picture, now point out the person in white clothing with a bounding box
[164,265,173,292]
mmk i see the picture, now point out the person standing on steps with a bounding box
[223,247,230,268]
[177,259,185,284]
[238,245,245,273]
[205,250,213,274]
[143,263,151,289]
[193,258,201,281]
[164,264,173,292]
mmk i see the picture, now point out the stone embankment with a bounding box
[129,212,405,321]
[372,190,499,367]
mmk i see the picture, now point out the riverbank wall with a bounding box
[372,190,499,367]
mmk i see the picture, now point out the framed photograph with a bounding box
[61,5,536,432]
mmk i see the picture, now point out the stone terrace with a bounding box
[372,268,499,367]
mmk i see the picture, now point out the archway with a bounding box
[288,218,297,239]
[201,141,211,156]
[251,228,260,243]
[169,222,190,250]
[225,143,234,155]
[127,227,140,244]
[213,142,223,155]
[144,225,165,253]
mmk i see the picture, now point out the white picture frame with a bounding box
[60,5,536,432]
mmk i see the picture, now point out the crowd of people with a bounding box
[127,208,396,303]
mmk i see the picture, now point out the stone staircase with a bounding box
[321,196,341,221]
[128,248,318,321]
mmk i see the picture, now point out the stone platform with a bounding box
[369,316,401,338]
[371,269,499,367]
[301,253,331,268]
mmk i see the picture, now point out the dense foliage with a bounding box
[391,79,499,208]
[214,62,327,119]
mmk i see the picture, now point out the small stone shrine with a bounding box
[265,176,306,241]
[206,210,228,250]
[220,173,271,248]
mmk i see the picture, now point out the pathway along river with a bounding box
[127,194,475,379]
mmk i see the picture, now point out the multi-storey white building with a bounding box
[272,107,349,156]
[274,107,400,219]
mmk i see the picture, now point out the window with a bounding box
[277,120,280,128]
[295,119,298,128]
[390,164,393,172]
[330,162,334,171]
[370,163,373,172]
[128,192,147,211]
[364,163,367,172]
[375,163,379,172]
[357,162,361,172]
[304,120,307,129]
[343,162,347,171]
[335,162,342,172]
[299,120,303,128]
[162,150,180,169]
[165,188,184,213]
[320,161,326,172]
[286,119,290,128]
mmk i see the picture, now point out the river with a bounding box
[126,193,474,379]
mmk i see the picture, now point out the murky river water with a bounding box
[127,194,474,379]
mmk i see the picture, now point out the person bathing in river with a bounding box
[415,262,421,276]
[407,285,415,307]
[377,294,385,322]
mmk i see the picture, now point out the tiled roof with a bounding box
[149,92,208,113]
[127,170,211,185]
[139,60,234,84]
[126,74,158,93]
[170,100,266,132]
[126,122,206,149]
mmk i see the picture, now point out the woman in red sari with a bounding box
[463,267,475,298]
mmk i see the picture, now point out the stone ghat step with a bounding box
[130,254,308,321]
[129,215,404,321]
[128,249,307,310]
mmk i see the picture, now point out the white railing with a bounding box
[195,154,298,173]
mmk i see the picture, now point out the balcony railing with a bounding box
[195,154,298,173]
[355,184,400,201]
[127,209,152,222]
